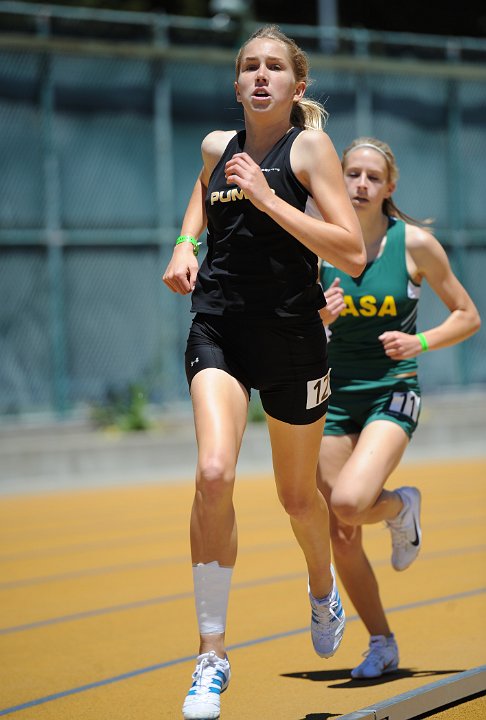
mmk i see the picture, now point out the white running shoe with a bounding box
[351,634,399,679]
[309,565,346,658]
[182,651,231,720]
[386,486,422,571]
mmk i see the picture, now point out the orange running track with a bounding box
[0,458,485,719]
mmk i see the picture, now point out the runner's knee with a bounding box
[330,487,363,525]
[278,486,316,520]
[196,457,235,502]
[330,521,361,557]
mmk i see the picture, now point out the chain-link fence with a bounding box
[1,5,485,420]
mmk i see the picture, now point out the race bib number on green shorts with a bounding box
[387,390,421,422]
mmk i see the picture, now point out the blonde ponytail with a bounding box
[292,97,328,131]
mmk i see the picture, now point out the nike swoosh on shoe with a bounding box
[410,518,420,547]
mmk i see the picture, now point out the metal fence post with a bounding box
[353,29,373,137]
[446,73,470,385]
[153,59,179,406]
[41,52,69,416]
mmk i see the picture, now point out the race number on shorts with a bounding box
[387,390,421,422]
[306,369,331,410]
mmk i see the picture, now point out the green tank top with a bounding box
[320,218,420,380]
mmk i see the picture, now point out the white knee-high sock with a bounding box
[193,561,233,635]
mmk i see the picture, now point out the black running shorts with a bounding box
[185,313,330,425]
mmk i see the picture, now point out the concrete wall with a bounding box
[1,390,484,495]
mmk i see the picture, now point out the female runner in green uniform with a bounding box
[318,137,481,679]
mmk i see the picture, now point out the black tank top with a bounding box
[191,127,326,318]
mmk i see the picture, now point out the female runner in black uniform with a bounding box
[163,25,365,720]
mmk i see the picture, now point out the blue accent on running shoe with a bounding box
[310,568,346,658]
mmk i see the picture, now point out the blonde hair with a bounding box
[342,136,432,227]
[235,25,328,131]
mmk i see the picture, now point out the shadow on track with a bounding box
[281,667,464,689]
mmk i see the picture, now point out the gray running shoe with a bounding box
[386,486,422,571]
[309,565,346,658]
[351,634,399,679]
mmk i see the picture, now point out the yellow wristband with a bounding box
[175,235,201,257]
[416,332,429,352]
